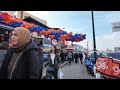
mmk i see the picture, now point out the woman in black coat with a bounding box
[37,45,43,79]
[0,27,40,79]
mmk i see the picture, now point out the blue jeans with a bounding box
[46,69,58,79]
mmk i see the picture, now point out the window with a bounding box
[43,38,51,45]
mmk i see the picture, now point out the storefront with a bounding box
[43,44,52,52]
[0,22,14,49]
[0,22,14,68]
[57,41,62,49]
[43,38,52,52]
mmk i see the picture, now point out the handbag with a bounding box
[46,66,54,72]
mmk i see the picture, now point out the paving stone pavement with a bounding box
[42,61,95,79]
[61,62,96,79]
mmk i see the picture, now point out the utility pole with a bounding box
[91,11,97,64]
[87,41,88,54]
[21,11,23,19]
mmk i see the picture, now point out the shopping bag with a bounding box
[57,68,63,79]
[96,73,101,79]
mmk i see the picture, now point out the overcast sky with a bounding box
[25,11,120,51]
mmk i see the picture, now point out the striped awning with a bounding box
[0,22,14,30]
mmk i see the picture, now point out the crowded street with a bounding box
[0,11,120,79]
[42,61,95,79]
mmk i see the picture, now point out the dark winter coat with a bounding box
[60,52,65,60]
[0,41,40,79]
[45,53,61,71]
[37,50,43,79]
[79,53,83,60]
[74,53,78,59]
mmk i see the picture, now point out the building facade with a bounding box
[15,11,47,25]
[5,11,47,26]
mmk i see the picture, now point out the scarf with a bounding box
[12,27,31,49]
[7,52,20,79]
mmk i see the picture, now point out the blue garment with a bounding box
[85,58,94,69]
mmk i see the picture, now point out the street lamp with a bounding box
[91,11,97,64]
[87,41,88,54]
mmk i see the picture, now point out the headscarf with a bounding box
[12,27,31,49]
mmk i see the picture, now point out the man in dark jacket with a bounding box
[79,52,83,64]
[71,51,74,62]
[60,50,65,63]
[0,34,9,50]
[64,51,67,61]
[74,52,78,63]
[37,45,43,79]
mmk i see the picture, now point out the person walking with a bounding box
[0,34,9,50]
[79,52,83,64]
[0,27,40,79]
[74,51,78,63]
[71,51,74,62]
[64,51,67,61]
[84,53,88,63]
[60,50,65,63]
[67,50,72,65]
[45,45,61,79]
[82,52,86,63]
[37,45,43,79]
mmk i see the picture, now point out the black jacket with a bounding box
[79,53,83,59]
[74,53,78,58]
[60,52,65,59]
[0,41,40,79]
[37,50,43,79]
[45,53,61,70]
